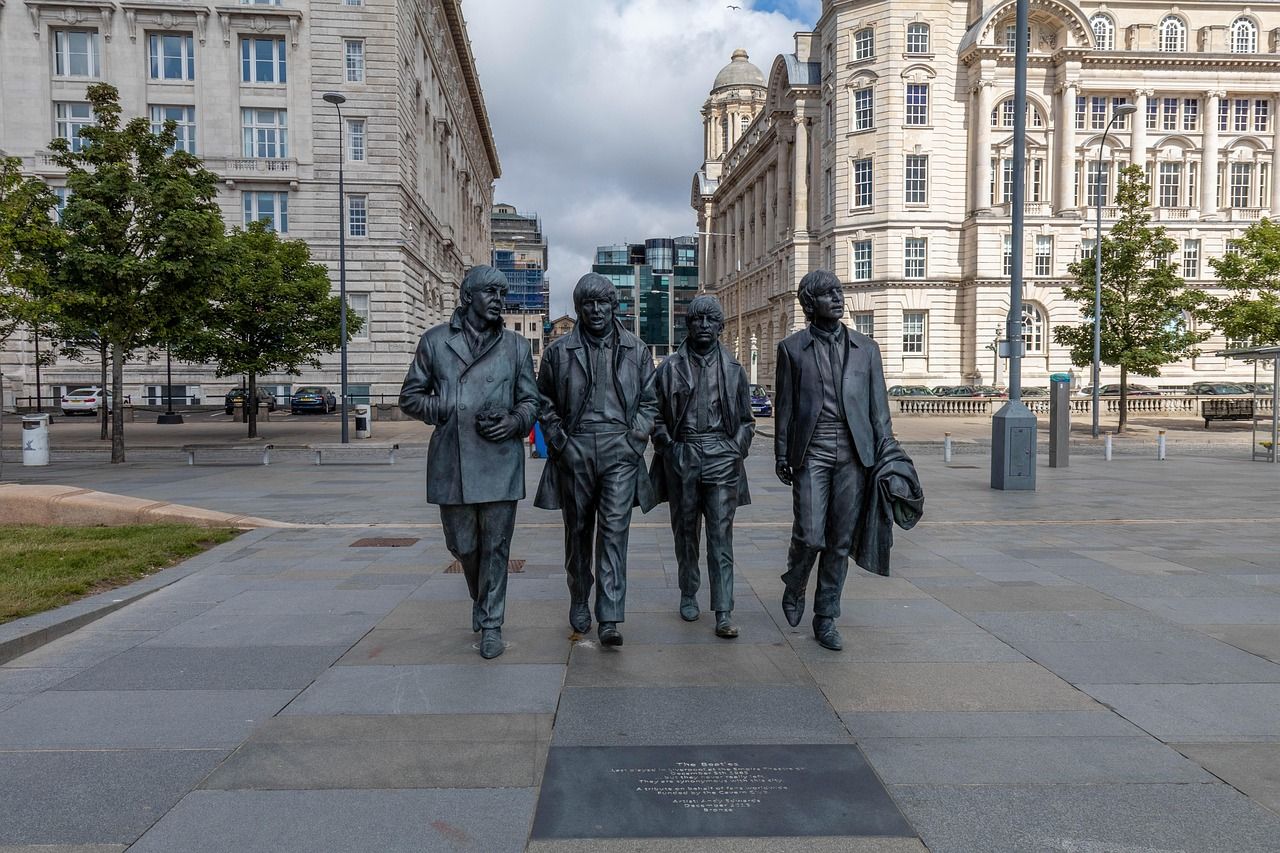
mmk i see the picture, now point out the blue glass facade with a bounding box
[491,205,549,314]
[592,236,698,356]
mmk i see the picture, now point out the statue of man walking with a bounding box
[399,265,540,659]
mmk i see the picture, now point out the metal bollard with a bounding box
[1157,429,1166,461]
[943,432,952,463]
[1104,433,1113,461]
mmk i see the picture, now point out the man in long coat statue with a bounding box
[651,295,754,639]
[535,273,657,647]
[400,265,539,659]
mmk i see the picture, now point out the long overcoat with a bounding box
[399,309,539,505]
[533,321,658,512]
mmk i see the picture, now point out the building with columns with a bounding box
[0,0,498,409]
[696,1,1280,391]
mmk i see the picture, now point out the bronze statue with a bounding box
[399,265,540,659]
[534,273,658,647]
[651,295,754,638]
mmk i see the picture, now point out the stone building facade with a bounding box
[696,1,1280,391]
[0,0,498,407]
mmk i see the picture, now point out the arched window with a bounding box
[1159,16,1186,52]
[1231,18,1258,54]
[906,23,930,55]
[740,115,750,135]
[1022,304,1045,354]
[991,98,1045,129]
[1090,14,1115,50]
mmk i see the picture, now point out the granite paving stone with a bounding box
[337,626,573,665]
[1173,742,1280,815]
[281,663,565,715]
[1,630,160,670]
[142,613,381,647]
[1197,624,1280,663]
[200,589,409,616]
[1124,595,1280,625]
[1014,638,1280,684]
[785,627,1026,663]
[51,646,349,691]
[1080,683,1280,741]
[0,845,127,853]
[564,642,808,687]
[525,839,929,853]
[598,610,783,644]
[838,710,1145,739]
[0,667,79,692]
[966,609,1203,644]
[809,662,1100,712]
[926,585,1131,613]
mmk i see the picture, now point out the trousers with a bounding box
[665,434,739,613]
[782,421,867,619]
[439,501,517,629]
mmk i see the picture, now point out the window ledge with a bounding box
[846,128,876,137]
[903,52,935,60]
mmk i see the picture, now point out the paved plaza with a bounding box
[2,443,1279,851]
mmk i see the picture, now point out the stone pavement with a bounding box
[2,450,1280,851]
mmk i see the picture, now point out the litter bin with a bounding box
[354,404,371,439]
[22,413,50,466]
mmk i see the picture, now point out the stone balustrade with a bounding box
[892,394,1273,417]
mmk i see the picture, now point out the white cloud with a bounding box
[464,0,810,316]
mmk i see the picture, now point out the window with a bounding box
[1159,16,1186,52]
[852,87,874,130]
[854,28,874,60]
[1080,237,1097,259]
[851,240,872,281]
[823,167,834,218]
[905,83,929,126]
[1182,239,1200,279]
[741,115,750,135]
[1090,14,1114,50]
[1218,98,1230,131]
[53,30,99,78]
[343,0,363,5]
[1234,99,1250,132]
[240,37,287,83]
[904,155,928,204]
[1002,234,1014,276]
[824,100,833,140]
[1160,98,1179,131]
[1146,97,1158,130]
[344,39,364,82]
[1230,163,1254,208]
[54,102,93,153]
[240,0,282,5]
[52,186,70,222]
[1183,98,1199,132]
[1004,22,1031,53]
[1086,161,1110,207]
[347,193,368,236]
[1231,18,1258,54]
[993,157,1044,204]
[148,33,195,81]
[1157,162,1182,207]
[243,191,288,232]
[1022,304,1045,354]
[241,108,287,158]
[1255,100,1270,134]
[348,292,370,341]
[993,99,1045,129]
[1075,96,1086,130]
[853,311,874,338]
[1226,239,1242,255]
[906,23,930,55]
[902,311,926,354]
[720,117,728,153]
[150,105,196,155]
[347,118,365,161]
[903,238,926,280]
[852,158,873,208]
[1034,235,1053,276]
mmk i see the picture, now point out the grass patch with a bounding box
[0,524,239,624]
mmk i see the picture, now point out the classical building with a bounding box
[591,236,698,357]
[491,203,548,314]
[696,1,1279,391]
[0,0,498,408]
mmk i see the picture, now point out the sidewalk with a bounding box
[2,452,1279,850]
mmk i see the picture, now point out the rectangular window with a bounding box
[1162,97,1178,131]
[347,118,365,161]
[852,88,873,130]
[852,157,873,208]
[1002,234,1014,276]
[53,30,99,78]
[1218,98,1230,131]
[1035,235,1053,276]
[904,154,928,204]
[1094,96,1110,131]
[150,105,196,155]
[1182,239,1200,279]
[240,37,287,84]
[1255,99,1270,133]
[347,193,368,237]
[1234,99,1250,132]
[348,292,370,341]
[343,0,363,5]
[1230,163,1253,208]
[902,311,926,354]
[241,108,288,158]
[903,238,926,280]
[1075,95,1086,130]
[240,0,283,5]
[54,102,93,152]
[853,311,874,338]
[905,84,929,126]
[1226,239,1241,255]
[52,186,70,222]
[1145,97,1158,130]
[344,39,364,82]
[906,25,929,55]
[854,28,874,60]
[1157,162,1182,207]
[1080,237,1096,258]
[1111,97,1130,130]
[242,191,288,232]
[148,33,195,81]
[851,239,872,281]
[823,167,834,218]
[1086,161,1110,207]
[1183,98,1199,132]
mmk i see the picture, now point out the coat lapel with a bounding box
[446,333,473,369]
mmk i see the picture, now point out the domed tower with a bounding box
[702,49,767,163]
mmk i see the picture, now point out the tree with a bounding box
[1201,218,1280,348]
[178,221,359,438]
[1054,164,1207,432]
[49,83,224,462]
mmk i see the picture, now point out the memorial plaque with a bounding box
[530,744,916,840]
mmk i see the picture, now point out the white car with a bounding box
[61,386,112,415]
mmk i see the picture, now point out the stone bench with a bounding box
[309,442,399,465]
[182,444,274,466]
[1201,398,1255,428]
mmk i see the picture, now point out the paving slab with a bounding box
[142,613,381,647]
[378,598,566,630]
[809,662,1100,712]
[281,663,565,715]
[127,788,538,853]
[784,628,1026,663]
[839,710,1145,739]
[1080,683,1280,741]
[1198,624,1280,663]
[0,667,79,693]
[337,626,573,665]
[1,630,160,670]
[1125,595,1280,625]
[200,588,409,616]
[926,585,1131,613]
[564,642,808,687]
[0,845,126,853]
[51,646,348,691]
[526,839,928,853]
[966,609,1203,644]
[1173,742,1280,815]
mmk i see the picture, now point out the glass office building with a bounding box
[592,236,699,357]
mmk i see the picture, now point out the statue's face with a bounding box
[463,279,506,328]
[578,294,614,336]
[686,311,724,349]
[808,283,844,323]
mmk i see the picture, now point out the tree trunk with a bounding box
[1118,364,1129,434]
[98,342,109,441]
[110,342,125,463]
[247,372,258,439]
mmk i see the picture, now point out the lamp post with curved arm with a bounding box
[322,92,349,443]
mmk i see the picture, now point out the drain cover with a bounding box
[446,559,526,574]
[351,537,420,548]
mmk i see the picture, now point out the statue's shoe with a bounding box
[812,617,843,651]
[569,600,591,633]
[598,622,623,646]
[714,612,739,639]
[679,595,700,622]
[781,585,805,627]
[479,628,505,660]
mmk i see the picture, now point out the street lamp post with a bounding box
[322,92,350,443]
[1092,103,1138,438]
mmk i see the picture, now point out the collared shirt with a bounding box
[462,315,499,360]
[809,322,846,423]
[680,346,725,436]
[578,327,628,430]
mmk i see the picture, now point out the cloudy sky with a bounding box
[466,0,821,316]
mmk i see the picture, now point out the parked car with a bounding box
[1020,387,1049,398]
[224,387,277,415]
[1242,382,1275,395]
[888,385,935,397]
[61,387,113,415]
[1079,383,1161,397]
[749,384,772,417]
[974,386,1008,398]
[1190,381,1248,395]
[290,386,338,414]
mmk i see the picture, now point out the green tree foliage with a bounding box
[178,221,359,438]
[49,83,224,462]
[1054,164,1207,432]
[1201,218,1280,348]
[0,158,64,347]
